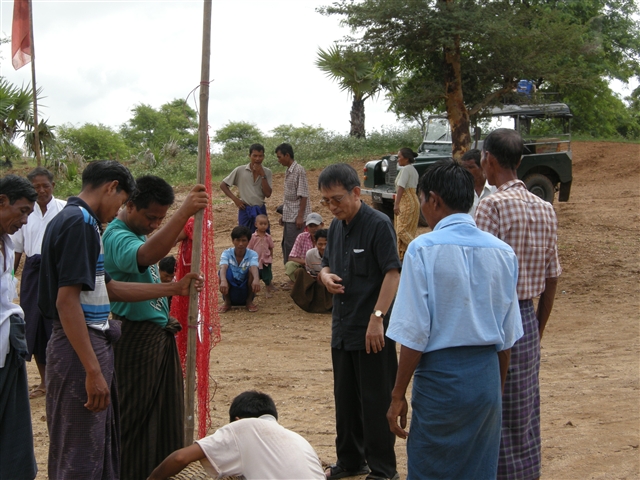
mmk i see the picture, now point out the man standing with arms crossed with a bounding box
[475,128,561,480]
[275,142,311,263]
[318,163,401,480]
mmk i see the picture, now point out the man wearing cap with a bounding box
[276,143,311,264]
[284,213,324,285]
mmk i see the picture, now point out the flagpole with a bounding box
[184,0,212,446]
[28,0,42,166]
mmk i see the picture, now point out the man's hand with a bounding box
[366,315,385,353]
[252,278,261,293]
[85,370,110,412]
[295,214,305,230]
[219,280,229,295]
[252,163,266,177]
[179,184,209,217]
[387,395,409,439]
[234,199,247,210]
[320,271,345,294]
[174,273,204,296]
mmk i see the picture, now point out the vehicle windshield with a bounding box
[424,118,452,142]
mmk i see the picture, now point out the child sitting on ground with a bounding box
[284,212,324,287]
[219,226,260,313]
[247,214,277,297]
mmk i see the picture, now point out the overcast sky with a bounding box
[0,0,399,137]
[0,1,637,141]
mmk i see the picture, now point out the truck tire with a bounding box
[524,173,555,204]
[418,211,428,227]
[372,201,394,223]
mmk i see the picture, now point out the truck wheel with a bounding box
[372,201,394,223]
[524,173,555,204]
[418,211,428,227]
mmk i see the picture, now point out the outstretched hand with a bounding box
[175,273,204,296]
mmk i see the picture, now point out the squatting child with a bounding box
[219,226,260,313]
[247,214,277,297]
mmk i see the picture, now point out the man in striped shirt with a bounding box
[475,128,561,480]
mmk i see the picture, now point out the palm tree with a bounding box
[316,45,394,138]
[0,78,34,167]
[23,119,57,163]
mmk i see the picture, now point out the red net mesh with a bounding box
[171,135,221,439]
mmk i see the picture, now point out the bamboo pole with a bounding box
[184,0,212,446]
[28,0,42,166]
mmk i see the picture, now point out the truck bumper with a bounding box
[360,188,396,203]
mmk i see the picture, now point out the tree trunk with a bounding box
[442,17,470,160]
[350,97,366,138]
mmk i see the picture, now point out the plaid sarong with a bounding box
[498,299,541,480]
[113,316,184,480]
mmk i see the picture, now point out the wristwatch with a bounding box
[372,310,385,320]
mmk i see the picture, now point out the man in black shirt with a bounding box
[318,163,401,480]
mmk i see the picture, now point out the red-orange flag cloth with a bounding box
[12,0,31,70]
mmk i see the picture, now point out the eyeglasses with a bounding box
[319,193,348,207]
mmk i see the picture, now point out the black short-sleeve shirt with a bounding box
[38,197,110,320]
[321,202,401,350]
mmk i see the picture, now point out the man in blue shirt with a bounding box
[219,225,260,312]
[386,160,523,480]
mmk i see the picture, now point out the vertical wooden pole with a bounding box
[184,0,212,446]
[28,0,42,166]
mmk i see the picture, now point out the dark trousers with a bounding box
[282,221,304,264]
[332,342,398,478]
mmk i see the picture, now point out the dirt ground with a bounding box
[24,141,639,479]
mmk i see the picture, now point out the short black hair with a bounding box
[130,175,175,210]
[249,143,265,155]
[483,128,524,170]
[461,149,481,167]
[27,166,54,183]
[318,163,360,192]
[275,143,294,160]
[229,391,278,422]
[0,175,37,204]
[231,225,251,241]
[81,160,136,195]
[158,255,176,275]
[314,229,328,242]
[399,147,417,164]
[419,159,474,213]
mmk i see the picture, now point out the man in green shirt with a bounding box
[103,175,208,480]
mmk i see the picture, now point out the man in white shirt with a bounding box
[0,174,38,479]
[461,149,497,217]
[148,391,325,480]
[11,167,66,398]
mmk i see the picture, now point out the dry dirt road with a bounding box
[24,141,639,479]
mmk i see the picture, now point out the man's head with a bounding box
[305,212,324,237]
[318,164,361,223]
[481,128,524,183]
[81,160,136,223]
[460,149,485,188]
[124,176,175,236]
[231,225,251,253]
[275,143,294,167]
[158,256,176,283]
[314,229,328,257]
[418,160,474,228]
[27,167,55,207]
[228,390,278,422]
[249,143,265,166]
[0,175,37,236]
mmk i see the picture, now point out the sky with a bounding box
[0,1,637,142]
[0,0,399,137]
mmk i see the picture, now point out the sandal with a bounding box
[29,386,46,399]
[325,464,370,480]
[218,304,231,313]
[246,303,258,313]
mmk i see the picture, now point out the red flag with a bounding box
[12,0,31,70]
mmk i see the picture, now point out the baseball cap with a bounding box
[306,212,323,226]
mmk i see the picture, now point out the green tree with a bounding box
[57,123,130,160]
[321,0,640,155]
[0,78,33,165]
[213,121,264,154]
[120,99,198,156]
[316,45,394,138]
[23,119,57,163]
[270,124,327,143]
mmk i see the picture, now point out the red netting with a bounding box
[171,135,220,439]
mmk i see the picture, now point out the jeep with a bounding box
[361,103,573,223]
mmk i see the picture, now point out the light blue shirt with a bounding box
[387,213,523,353]
[220,247,259,282]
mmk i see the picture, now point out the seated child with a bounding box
[284,212,324,285]
[247,214,276,296]
[159,255,176,308]
[219,226,260,313]
[148,391,325,480]
[305,229,327,277]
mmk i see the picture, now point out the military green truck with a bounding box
[361,103,573,221]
